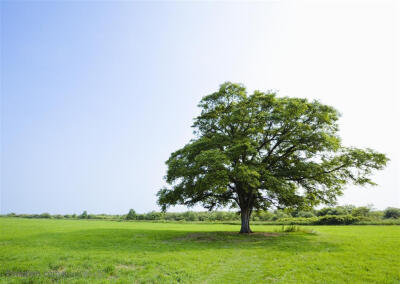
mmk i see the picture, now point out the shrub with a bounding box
[316,207,347,216]
[217,212,228,221]
[39,213,51,219]
[79,211,88,219]
[274,225,317,234]
[351,207,370,217]
[144,211,163,220]
[136,214,145,220]
[183,211,198,221]
[272,210,290,221]
[368,211,384,220]
[383,207,400,219]
[314,215,360,225]
[278,217,317,225]
[296,211,315,218]
[256,211,274,221]
[126,209,137,220]
[341,205,357,214]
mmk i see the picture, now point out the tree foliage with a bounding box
[383,207,400,219]
[157,82,388,233]
[79,210,88,219]
[126,209,137,220]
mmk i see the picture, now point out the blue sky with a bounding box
[1,1,399,214]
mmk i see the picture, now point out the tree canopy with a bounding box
[157,82,388,233]
[126,209,137,220]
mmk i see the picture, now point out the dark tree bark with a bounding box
[239,207,253,234]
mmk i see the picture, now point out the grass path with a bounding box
[0,218,399,283]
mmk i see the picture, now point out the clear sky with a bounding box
[1,0,399,214]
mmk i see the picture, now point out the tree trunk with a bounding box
[239,208,253,233]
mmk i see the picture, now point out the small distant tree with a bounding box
[126,209,137,220]
[341,204,357,214]
[257,211,274,221]
[183,211,198,221]
[351,206,370,217]
[144,211,163,220]
[383,207,400,219]
[157,82,388,233]
[272,210,290,221]
[79,210,88,219]
[316,207,346,216]
[40,213,51,219]
[296,211,315,218]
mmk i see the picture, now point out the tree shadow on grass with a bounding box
[19,227,341,254]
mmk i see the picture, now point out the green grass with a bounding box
[0,218,399,283]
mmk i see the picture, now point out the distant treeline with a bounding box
[4,205,400,225]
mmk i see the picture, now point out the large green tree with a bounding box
[157,82,388,233]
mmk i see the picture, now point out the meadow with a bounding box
[0,218,399,283]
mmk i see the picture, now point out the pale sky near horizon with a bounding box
[1,0,399,214]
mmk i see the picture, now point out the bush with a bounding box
[126,209,137,220]
[79,211,88,219]
[256,211,274,221]
[383,207,400,219]
[272,210,290,221]
[39,213,51,219]
[316,207,346,216]
[281,225,304,232]
[278,217,317,225]
[296,211,315,218]
[368,211,384,220]
[4,206,395,225]
[183,211,198,221]
[143,211,163,220]
[351,207,370,217]
[314,215,360,225]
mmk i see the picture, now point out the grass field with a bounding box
[0,218,399,283]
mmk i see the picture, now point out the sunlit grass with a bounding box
[0,218,399,283]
